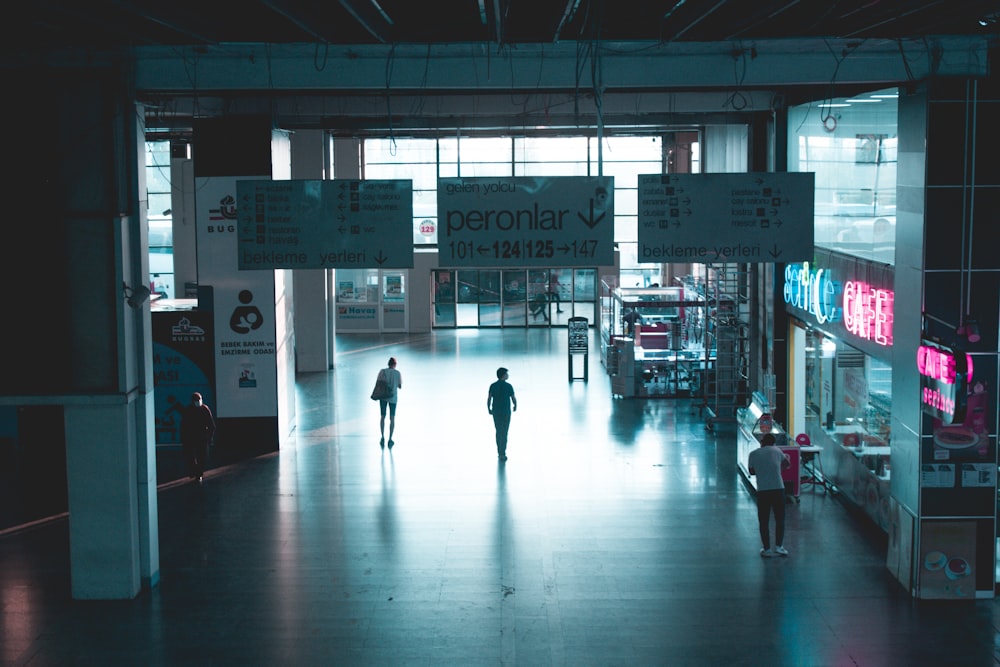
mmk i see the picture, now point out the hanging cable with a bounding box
[384,44,397,154]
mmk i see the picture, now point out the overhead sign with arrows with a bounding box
[437,176,614,267]
[236,179,414,269]
[638,172,814,263]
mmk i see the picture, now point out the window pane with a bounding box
[479,271,501,303]
[457,271,479,303]
[616,215,638,243]
[146,164,171,192]
[503,270,527,302]
[519,162,588,177]
[459,137,512,162]
[516,137,588,163]
[459,163,512,177]
[148,194,172,219]
[788,87,898,264]
[365,163,417,180]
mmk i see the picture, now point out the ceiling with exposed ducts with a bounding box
[9,1,996,133]
[5,0,1000,52]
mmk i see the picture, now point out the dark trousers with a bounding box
[184,439,209,478]
[756,488,786,548]
[492,412,511,456]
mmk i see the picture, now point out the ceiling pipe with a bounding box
[260,1,332,43]
[338,0,394,43]
[553,0,583,42]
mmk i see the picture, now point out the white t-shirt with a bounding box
[747,445,788,491]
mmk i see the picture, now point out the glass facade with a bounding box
[788,88,899,531]
[432,268,593,328]
[146,140,175,298]
[788,88,898,265]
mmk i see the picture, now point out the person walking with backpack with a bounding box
[374,357,402,449]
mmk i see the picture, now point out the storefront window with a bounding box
[804,326,893,528]
[788,87,898,265]
[805,330,892,444]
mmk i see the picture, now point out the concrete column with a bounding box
[3,69,161,599]
[64,402,142,599]
[291,130,332,371]
[895,76,1000,599]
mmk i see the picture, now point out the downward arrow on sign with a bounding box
[578,198,607,229]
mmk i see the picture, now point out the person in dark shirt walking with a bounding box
[180,392,216,483]
[487,367,517,462]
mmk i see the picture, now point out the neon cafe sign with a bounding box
[783,262,839,324]
[843,280,894,346]
[917,339,973,423]
[784,262,894,346]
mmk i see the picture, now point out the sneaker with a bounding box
[760,548,775,557]
[379,437,385,449]
[774,546,789,557]
[388,440,394,449]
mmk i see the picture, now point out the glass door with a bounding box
[502,270,527,326]
[432,270,456,327]
[382,271,407,331]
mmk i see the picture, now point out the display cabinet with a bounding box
[601,284,712,398]
[737,392,799,498]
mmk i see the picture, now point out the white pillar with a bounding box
[64,402,142,599]
[291,129,333,371]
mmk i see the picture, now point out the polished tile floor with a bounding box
[3,328,1000,666]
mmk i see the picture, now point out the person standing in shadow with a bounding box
[487,367,517,461]
[377,357,403,449]
[748,432,790,557]
[181,392,216,483]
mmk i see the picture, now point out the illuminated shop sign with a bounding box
[783,262,839,324]
[785,264,895,347]
[843,280,894,346]
[917,339,972,423]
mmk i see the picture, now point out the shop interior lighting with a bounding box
[956,318,981,343]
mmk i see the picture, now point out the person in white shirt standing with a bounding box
[748,433,791,557]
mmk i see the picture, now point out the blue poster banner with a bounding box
[152,310,216,445]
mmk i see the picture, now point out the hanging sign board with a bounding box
[236,179,414,269]
[437,176,614,267]
[638,172,815,263]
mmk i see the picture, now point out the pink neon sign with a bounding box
[917,340,973,422]
[917,345,974,384]
[843,280,894,346]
